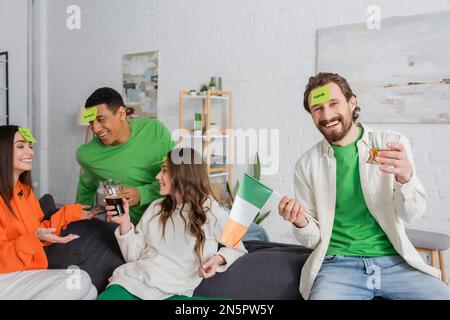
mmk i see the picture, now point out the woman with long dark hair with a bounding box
[98,148,247,300]
[0,125,98,300]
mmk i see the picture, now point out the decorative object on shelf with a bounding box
[226,153,271,225]
[189,89,197,96]
[123,50,159,119]
[179,89,232,204]
[216,76,222,91]
[194,113,202,135]
[200,84,208,95]
[209,77,217,90]
[209,122,218,130]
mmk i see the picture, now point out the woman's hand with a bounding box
[198,254,226,279]
[36,227,79,243]
[105,198,132,235]
[80,205,101,220]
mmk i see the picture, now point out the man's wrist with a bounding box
[294,217,309,229]
[396,172,413,185]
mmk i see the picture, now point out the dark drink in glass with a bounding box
[105,196,125,216]
[101,179,125,216]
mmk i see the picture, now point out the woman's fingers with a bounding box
[199,265,215,279]
[122,198,130,213]
[107,211,118,218]
[198,267,207,278]
[39,228,56,234]
[61,234,80,242]
[110,215,121,223]
[42,233,79,243]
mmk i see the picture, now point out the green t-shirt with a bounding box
[76,118,175,225]
[326,127,397,257]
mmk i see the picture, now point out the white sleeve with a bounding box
[293,159,321,249]
[114,201,157,262]
[393,135,427,223]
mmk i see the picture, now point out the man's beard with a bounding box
[317,114,353,143]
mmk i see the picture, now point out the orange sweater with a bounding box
[0,181,82,274]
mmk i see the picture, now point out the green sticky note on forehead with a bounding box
[151,156,168,166]
[18,127,37,143]
[310,85,331,106]
[82,107,98,123]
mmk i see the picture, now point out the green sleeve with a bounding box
[76,148,99,206]
[137,120,175,206]
[137,180,162,207]
[76,167,99,207]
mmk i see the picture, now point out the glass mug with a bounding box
[101,179,125,216]
[367,132,401,165]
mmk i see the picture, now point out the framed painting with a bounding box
[123,50,159,119]
[317,11,450,123]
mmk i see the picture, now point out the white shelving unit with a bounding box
[179,90,233,204]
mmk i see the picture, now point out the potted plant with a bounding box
[200,84,208,95]
[208,78,216,90]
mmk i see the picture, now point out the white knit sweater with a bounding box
[108,197,247,300]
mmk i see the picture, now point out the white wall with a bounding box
[0,0,30,127]
[43,0,450,274]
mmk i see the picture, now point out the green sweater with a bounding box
[326,127,398,257]
[76,119,174,225]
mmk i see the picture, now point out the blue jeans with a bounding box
[309,255,450,300]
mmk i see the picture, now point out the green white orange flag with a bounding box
[220,174,320,248]
[220,174,273,248]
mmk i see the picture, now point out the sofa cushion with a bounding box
[194,241,311,300]
[45,219,125,292]
[40,195,311,298]
[46,222,311,298]
[38,194,58,220]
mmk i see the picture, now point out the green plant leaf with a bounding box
[226,182,234,203]
[232,180,240,199]
[254,152,261,181]
[253,210,271,225]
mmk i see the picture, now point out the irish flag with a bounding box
[220,174,273,248]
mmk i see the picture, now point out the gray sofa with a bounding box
[40,195,311,300]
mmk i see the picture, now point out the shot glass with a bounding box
[367,132,401,165]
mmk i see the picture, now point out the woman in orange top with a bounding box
[0,125,98,300]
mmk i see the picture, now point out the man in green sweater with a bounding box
[76,87,174,225]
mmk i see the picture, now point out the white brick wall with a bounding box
[43,0,450,277]
[0,0,29,127]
